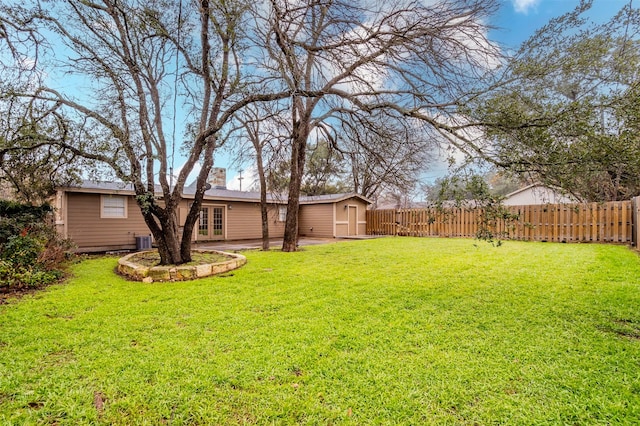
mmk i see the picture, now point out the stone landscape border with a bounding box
[117,249,247,282]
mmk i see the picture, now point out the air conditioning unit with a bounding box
[135,235,152,251]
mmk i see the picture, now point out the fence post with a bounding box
[631,197,640,249]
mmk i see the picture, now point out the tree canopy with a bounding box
[472,0,640,202]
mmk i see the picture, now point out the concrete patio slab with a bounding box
[194,236,382,251]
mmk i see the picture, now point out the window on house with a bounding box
[198,208,209,235]
[212,207,223,235]
[279,206,287,222]
[101,195,128,218]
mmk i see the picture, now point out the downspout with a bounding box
[54,189,68,239]
[333,202,337,237]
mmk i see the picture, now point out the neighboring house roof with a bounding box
[503,184,576,206]
[374,201,431,210]
[60,180,371,205]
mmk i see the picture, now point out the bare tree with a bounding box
[259,0,501,251]
[0,0,289,264]
[230,104,290,250]
[301,138,348,196]
[337,112,434,199]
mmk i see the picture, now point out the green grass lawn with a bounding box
[1,237,640,425]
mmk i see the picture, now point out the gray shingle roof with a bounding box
[62,180,371,205]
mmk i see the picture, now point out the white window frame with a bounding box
[100,195,128,219]
[278,206,287,222]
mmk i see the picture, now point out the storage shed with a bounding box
[299,193,370,238]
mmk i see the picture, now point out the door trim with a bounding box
[195,204,227,241]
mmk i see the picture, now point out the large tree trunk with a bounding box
[132,173,209,266]
[154,214,182,264]
[137,198,185,265]
[134,140,216,266]
[282,120,309,252]
[260,190,270,251]
[179,139,217,262]
[256,145,270,251]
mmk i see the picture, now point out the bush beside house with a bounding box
[0,200,71,290]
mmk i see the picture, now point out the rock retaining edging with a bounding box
[117,250,246,282]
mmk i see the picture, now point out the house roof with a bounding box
[503,183,572,200]
[502,183,578,205]
[299,192,372,205]
[503,183,545,199]
[61,180,139,195]
[60,180,371,205]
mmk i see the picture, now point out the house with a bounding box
[502,184,577,206]
[54,180,371,252]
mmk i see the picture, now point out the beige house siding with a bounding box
[58,183,371,251]
[225,201,286,240]
[178,200,286,241]
[503,185,576,206]
[267,205,287,237]
[63,194,289,251]
[65,193,150,251]
[299,203,335,237]
[299,197,369,238]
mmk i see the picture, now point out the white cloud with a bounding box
[170,162,201,187]
[512,0,540,15]
[445,16,504,71]
[227,167,258,191]
[171,163,258,191]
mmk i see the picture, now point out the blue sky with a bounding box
[490,0,629,47]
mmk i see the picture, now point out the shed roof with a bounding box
[298,192,372,205]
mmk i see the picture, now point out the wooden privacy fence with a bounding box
[366,200,639,245]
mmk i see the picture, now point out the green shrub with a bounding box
[0,260,15,289]
[1,234,45,268]
[0,260,61,289]
[0,200,52,246]
[0,200,71,290]
[18,269,62,288]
